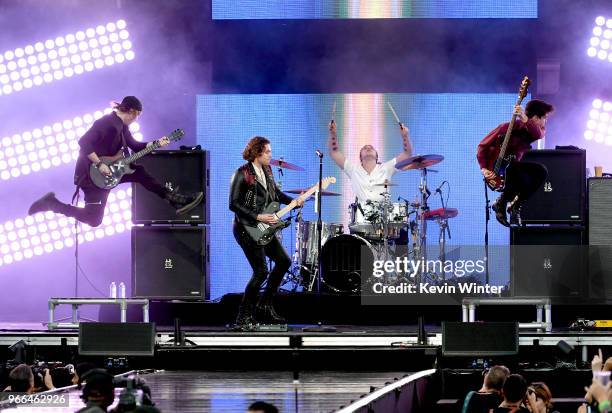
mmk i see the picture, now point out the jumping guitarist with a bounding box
[478,98,554,226]
[229,136,304,330]
[28,96,203,225]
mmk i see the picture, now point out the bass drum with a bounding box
[320,234,375,294]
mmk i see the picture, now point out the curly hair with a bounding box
[243,136,270,162]
[525,99,554,118]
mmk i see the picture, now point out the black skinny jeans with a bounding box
[502,161,548,203]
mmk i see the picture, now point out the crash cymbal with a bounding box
[270,159,305,171]
[285,188,341,196]
[395,154,444,171]
[421,207,458,220]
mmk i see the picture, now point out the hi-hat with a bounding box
[270,159,305,171]
[285,189,341,196]
[373,181,398,187]
[395,154,444,171]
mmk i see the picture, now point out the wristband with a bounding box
[599,400,611,413]
[94,161,102,169]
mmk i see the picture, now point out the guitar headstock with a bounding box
[518,76,531,103]
[168,128,185,142]
[321,176,336,190]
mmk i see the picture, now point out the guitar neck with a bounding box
[275,182,322,218]
[494,102,523,171]
[123,141,161,164]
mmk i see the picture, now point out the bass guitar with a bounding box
[485,77,531,191]
[89,128,184,190]
[243,176,336,245]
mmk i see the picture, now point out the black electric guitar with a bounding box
[243,176,336,245]
[485,76,531,191]
[89,129,184,189]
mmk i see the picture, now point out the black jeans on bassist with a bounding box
[502,161,548,203]
[233,221,291,306]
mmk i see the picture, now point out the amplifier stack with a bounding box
[510,149,587,302]
[131,150,210,300]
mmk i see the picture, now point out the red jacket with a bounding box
[477,119,545,170]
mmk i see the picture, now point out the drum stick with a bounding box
[387,101,402,126]
[331,100,337,122]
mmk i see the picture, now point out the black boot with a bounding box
[234,301,257,331]
[28,192,62,215]
[508,201,523,226]
[257,296,286,325]
[491,196,509,227]
[165,187,204,215]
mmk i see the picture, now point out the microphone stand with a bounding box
[315,152,323,293]
[483,178,490,285]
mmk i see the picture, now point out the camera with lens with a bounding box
[111,376,155,413]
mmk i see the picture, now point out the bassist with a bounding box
[478,99,553,226]
[28,96,202,225]
[229,136,304,329]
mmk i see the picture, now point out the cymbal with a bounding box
[270,159,304,171]
[285,188,341,196]
[421,207,458,220]
[373,181,398,187]
[395,154,444,171]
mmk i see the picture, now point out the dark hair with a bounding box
[525,99,554,118]
[484,365,510,391]
[50,367,73,388]
[503,374,527,403]
[80,369,115,406]
[8,364,34,392]
[242,136,270,162]
[248,401,279,413]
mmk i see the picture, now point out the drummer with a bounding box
[327,120,413,205]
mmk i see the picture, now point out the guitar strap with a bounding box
[120,129,130,158]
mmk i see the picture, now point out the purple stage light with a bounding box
[0,20,134,96]
[584,98,612,146]
[0,110,142,180]
[0,188,133,267]
[588,16,612,63]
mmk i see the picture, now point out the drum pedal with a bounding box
[254,323,288,332]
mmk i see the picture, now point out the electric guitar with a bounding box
[485,77,531,191]
[243,176,336,245]
[89,129,184,189]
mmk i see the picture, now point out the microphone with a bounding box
[435,183,444,193]
[315,149,323,158]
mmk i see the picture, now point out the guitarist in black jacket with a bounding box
[27,96,202,226]
[229,136,304,329]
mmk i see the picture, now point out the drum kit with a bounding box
[270,154,459,294]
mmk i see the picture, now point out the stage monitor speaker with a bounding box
[510,226,585,301]
[79,322,155,356]
[442,322,518,356]
[588,177,612,302]
[132,226,209,300]
[132,150,209,224]
[520,149,586,224]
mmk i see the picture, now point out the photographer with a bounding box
[3,364,34,393]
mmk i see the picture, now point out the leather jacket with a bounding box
[229,162,293,226]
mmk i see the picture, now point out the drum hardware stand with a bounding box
[436,184,451,281]
[314,150,324,293]
[483,178,491,285]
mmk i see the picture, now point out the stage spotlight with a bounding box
[588,16,612,63]
[0,110,142,180]
[584,98,612,145]
[0,19,133,97]
[0,188,133,267]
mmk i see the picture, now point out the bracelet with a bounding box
[94,161,102,169]
[599,400,611,413]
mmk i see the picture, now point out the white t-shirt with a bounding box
[343,158,398,204]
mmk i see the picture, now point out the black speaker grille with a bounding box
[79,322,155,356]
[442,322,518,356]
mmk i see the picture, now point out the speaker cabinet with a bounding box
[588,177,612,302]
[79,322,155,356]
[132,226,209,300]
[520,149,586,224]
[510,226,585,302]
[132,150,209,224]
[442,322,518,356]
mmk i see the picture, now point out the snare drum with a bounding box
[320,234,376,294]
[295,220,343,266]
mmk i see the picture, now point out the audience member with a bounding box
[462,366,511,413]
